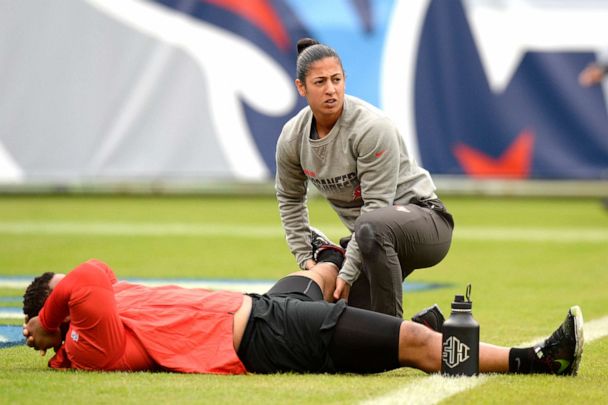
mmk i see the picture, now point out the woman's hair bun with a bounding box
[297,38,320,55]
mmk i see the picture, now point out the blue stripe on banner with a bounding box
[0,325,25,348]
[0,297,21,303]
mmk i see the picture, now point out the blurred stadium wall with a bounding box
[0,0,607,196]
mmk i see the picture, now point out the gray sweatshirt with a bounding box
[275,95,437,285]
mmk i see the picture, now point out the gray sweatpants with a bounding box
[347,201,454,318]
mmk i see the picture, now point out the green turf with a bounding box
[1,195,607,404]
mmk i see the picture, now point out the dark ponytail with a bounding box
[296,38,343,83]
[297,38,319,55]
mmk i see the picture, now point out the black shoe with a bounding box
[533,305,584,375]
[310,226,333,257]
[411,304,445,332]
[310,227,345,268]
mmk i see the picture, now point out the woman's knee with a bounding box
[355,209,395,254]
[354,212,385,255]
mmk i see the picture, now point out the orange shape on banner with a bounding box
[453,130,535,178]
[204,0,290,50]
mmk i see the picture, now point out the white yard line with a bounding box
[0,310,22,320]
[362,315,608,405]
[0,222,284,238]
[0,222,607,242]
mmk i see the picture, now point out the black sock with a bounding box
[509,346,557,374]
[316,248,344,268]
[509,348,536,374]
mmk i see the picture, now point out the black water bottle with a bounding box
[441,284,479,376]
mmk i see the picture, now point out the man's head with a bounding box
[22,272,67,354]
[23,272,55,319]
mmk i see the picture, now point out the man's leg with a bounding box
[396,321,509,373]
[266,262,338,301]
[397,306,583,375]
[265,227,345,301]
[328,305,582,376]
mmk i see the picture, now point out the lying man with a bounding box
[22,257,583,375]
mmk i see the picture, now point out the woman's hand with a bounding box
[333,276,351,302]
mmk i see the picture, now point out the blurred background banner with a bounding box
[1,0,607,186]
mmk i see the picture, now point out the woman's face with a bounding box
[296,57,345,121]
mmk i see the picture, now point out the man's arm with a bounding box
[87,259,118,284]
[38,260,116,331]
[23,260,118,356]
[33,260,125,370]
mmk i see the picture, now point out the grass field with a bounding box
[0,195,607,404]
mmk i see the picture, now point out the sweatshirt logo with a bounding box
[71,330,79,342]
[307,171,359,194]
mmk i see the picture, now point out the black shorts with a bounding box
[237,276,402,374]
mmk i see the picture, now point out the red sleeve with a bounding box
[86,259,118,284]
[39,260,116,332]
[39,260,128,369]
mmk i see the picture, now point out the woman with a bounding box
[275,38,454,318]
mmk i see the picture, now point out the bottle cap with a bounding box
[451,284,473,310]
[451,299,472,310]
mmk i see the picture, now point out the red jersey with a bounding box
[38,259,247,374]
